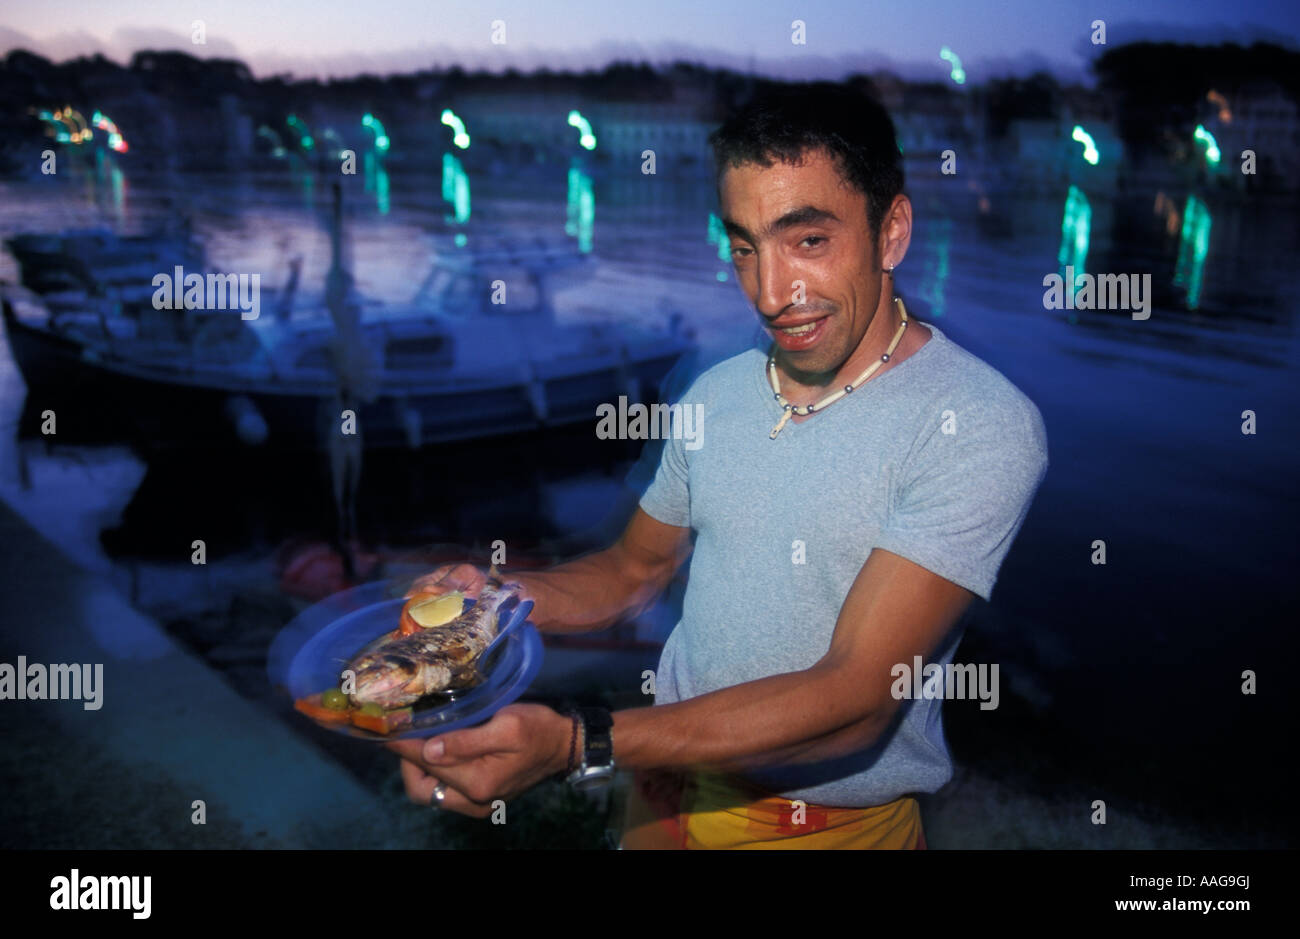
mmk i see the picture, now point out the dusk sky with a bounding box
[2,0,1298,82]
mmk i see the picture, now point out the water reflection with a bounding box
[565,159,593,253]
[706,212,730,282]
[441,152,470,225]
[1173,195,1211,310]
[300,171,314,211]
[916,214,951,318]
[91,149,127,222]
[1057,184,1092,278]
[364,152,390,216]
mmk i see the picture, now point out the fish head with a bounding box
[349,652,422,708]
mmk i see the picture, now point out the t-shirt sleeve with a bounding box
[872,394,1049,602]
[636,422,691,528]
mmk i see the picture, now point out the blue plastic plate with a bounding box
[269,580,543,741]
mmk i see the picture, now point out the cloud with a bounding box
[1,26,244,68]
[110,26,243,60]
[12,22,1289,84]
[1,28,110,63]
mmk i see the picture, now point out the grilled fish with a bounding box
[347,570,522,708]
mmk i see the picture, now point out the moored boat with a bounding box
[1,223,691,452]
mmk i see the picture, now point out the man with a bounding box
[390,83,1049,849]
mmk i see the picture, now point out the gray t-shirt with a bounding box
[637,320,1049,807]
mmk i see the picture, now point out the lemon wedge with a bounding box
[408,591,465,628]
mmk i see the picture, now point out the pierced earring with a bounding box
[882,263,895,275]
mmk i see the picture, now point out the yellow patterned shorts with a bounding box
[620,769,927,850]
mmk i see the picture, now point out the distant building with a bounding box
[587,93,716,176]
[452,89,589,159]
[1201,80,1300,188]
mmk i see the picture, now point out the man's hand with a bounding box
[405,562,487,600]
[386,703,573,817]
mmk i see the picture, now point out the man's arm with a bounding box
[511,507,693,635]
[611,547,975,772]
[391,546,975,815]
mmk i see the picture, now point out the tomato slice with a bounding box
[350,706,413,734]
[294,692,352,725]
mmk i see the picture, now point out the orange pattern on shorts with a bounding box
[620,769,927,850]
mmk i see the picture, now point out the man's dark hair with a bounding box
[708,82,905,236]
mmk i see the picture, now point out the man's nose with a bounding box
[754,252,793,320]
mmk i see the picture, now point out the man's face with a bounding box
[719,148,887,379]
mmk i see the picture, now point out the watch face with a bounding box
[570,769,614,791]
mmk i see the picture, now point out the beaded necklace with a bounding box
[767,295,910,440]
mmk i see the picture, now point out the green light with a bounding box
[567,110,597,150]
[939,47,966,85]
[1173,195,1211,309]
[91,111,127,151]
[362,113,391,153]
[454,233,467,247]
[257,125,287,159]
[1071,125,1099,166]
[1193,124,1221,166]
[716,271,728,282]
[286,115,314,151]
[440,110,470,149]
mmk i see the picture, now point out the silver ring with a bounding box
[431,782,447,808]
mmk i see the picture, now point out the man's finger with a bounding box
[432,785,495,819]
[399,757,440,805]
[406,565,483,599]
[424,713,522,765]
[398,758,493,817]
[404,577,451,599]
[386,738,425,765]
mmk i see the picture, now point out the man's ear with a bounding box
[879,194,913,268]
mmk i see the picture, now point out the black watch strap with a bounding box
[577,707,614,769]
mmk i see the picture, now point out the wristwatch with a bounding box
[566,707,615,791]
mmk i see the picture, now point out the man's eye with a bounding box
[801,236,826,248]
[731,246,753,259]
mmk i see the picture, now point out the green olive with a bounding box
[358,702,384,717]
[321,688,348,710]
